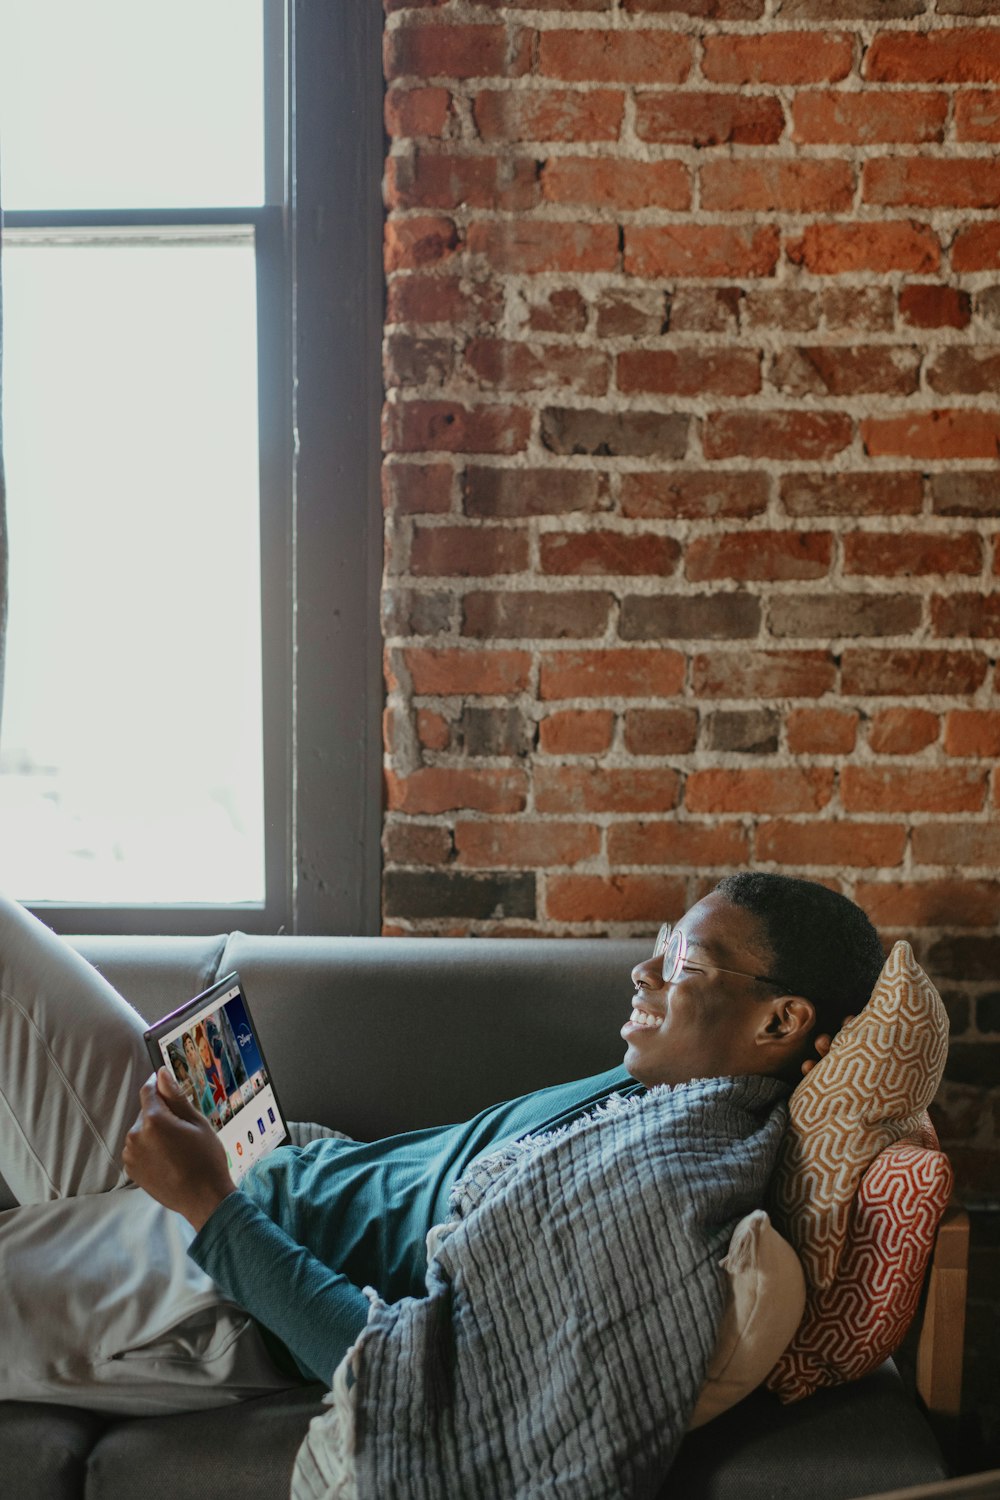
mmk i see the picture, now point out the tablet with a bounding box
[144,971,290,1184]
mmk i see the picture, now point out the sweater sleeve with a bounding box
[188,1191,370,1385]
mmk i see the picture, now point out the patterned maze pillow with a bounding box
[765,941,951,1403]
[768,940,949,1291]
[767,1122,953,1402]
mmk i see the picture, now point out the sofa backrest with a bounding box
[71,934,649,1140]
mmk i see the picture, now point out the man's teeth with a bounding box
[629,1008,660,1029]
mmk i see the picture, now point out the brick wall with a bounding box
[379,2,999,1214]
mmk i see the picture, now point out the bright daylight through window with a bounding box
[0,0,268,905]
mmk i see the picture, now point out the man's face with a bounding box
[621,893,780,1087]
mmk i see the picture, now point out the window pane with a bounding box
[0,232,265,904]
[0,0,264,209]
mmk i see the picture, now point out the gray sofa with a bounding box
[3,933,952,1499]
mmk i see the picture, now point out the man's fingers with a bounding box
[156,1065,207,1125]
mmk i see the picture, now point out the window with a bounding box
[0,1,384,935]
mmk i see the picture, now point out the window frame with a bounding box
[3,0,384,937]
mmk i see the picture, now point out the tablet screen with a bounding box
[147,973,289,1184]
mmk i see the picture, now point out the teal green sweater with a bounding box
[189,1067,639,1384]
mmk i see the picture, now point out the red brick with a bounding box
[467,219,619,274]
[626,224,780,280]
[865,29,1000,84]
[701,158,854,213]
[545,874,686,923]
[617,349,761,399]
[944,710,1000,757]
[382,461,453,515]
[383,400,531,455]
[686,530,832,582]
[842,648,988,697]
[415,707,451,750]
[515,286,588,335]
[686,767,835,814]
[932,592,1000,637]
[635,91,785,146]
[669,287,744,333]
[384,215,458,272]
[538,28,692,84]
[463,591,612,639]
[703,410,853,462]
[465,337,609,396]
[540,648,686,699]
[931,474,1000,518]
[386,274,503,328]
[841,765,986,813]
[786,707,859,754]
[409,522,528,576]
[869,707,940,754]
[622,470,769,520]
[927,346,1000,396]
[607,821,749,866]
[955,89,1000,141]
[703,31,853,85]
[541,157,690,211]
[899,284,972,329]
[623,708,699,755]
[769,593,920,639]
[757,820,906,868]
[861,409,1000,460]
[386,151,539,213]
[855,879,1000,927]
[621,592,761,641]
[912,822,1000,865]
[539,709,616,754]
[454,820,600,868]
[403,646,531,695]
[770,345,921,398]
[541,407,689,459]
[865,156,1000,210]
[788,220,940,275]
[781,472,923,517]
[383,332,454,389]
[473,88,625,143]
[594,288,670,339]
[952,222,1000,272]
[463,466,610,518]
[625,0,763,13]
[384,85,452,139]
[385,24,527,82]
[385,766,528,814]
[792,89,946,144]
[383,820,454,866]
[535,766,682,814]
[540,531,681,577]
[843,531,981,577]
[692,650,836,699]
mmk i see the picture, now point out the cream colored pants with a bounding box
[0,896,292,1414]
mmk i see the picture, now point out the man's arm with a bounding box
[123,1070,369,1383]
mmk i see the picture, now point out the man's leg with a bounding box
[0,894,152,1203]
[0,1187,294,1414]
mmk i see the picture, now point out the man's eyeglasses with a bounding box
[653,923,787,990]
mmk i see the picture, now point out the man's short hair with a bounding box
[713,872,884,1040]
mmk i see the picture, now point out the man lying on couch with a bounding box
[0,874,883,1496]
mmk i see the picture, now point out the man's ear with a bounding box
[756,995,815,1050]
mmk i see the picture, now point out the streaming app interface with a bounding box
[157,981,286,1183]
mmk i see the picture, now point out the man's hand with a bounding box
[800,1015,855,1076]
[123,1068,236,1232]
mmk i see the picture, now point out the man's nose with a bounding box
[632,955,665,991]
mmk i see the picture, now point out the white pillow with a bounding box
[689,1210,806,1429]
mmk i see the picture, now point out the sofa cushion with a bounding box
[669,1360,947,1500]
[84,1384,325,1500]
[0,1402,107,1500]
[690,1210,805,1428]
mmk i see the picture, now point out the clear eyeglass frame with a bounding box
[653,923,786,990]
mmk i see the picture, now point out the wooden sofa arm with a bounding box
[915,1200,970,1417]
